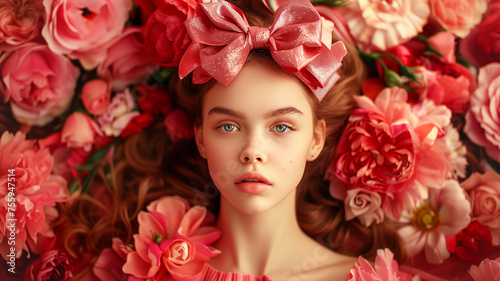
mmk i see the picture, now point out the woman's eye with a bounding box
[273,124,291,133]
[219,124,238,132]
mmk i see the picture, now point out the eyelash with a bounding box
[216,123,294,134]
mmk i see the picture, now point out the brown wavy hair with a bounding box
[58,0,407,278]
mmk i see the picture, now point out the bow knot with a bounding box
[179,0,347,101]
[248,27,270,49]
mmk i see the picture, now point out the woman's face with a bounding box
[195,61,325,214]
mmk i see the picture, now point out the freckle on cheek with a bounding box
[290,161,292,164]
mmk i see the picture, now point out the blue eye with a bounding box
[219,124,238,132]
[273,124,291,133]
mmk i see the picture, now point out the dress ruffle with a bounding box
[201,265,274,281]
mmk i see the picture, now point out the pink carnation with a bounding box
[429,0,487,38]
[0,131,69,260]
[347,248,413,281]
[97,89,140,137]
[338,0,430,51]
[469,257,500,281]
[122,196,221,281]
[93,238,133,280]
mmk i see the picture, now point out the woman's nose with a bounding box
[239,133,267,164]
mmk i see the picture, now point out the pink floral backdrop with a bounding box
[0,0,500,280]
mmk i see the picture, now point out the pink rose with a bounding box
[97,27,158,92]
[142,0,201,67]
[429,0,487,38]
[24,250,73,281]
[1,43,80,126]
[464,63,500,163]
[97,89,140,137]
[347,248,414,281]
[41,0,131,70]
[164,109,194,142]
[462,171,500,246]
[427,32,456,63]
[61,112,103,152]
[469,257,500,281]
[93,238,133,280]
[122,196,221,280]
[0,0,45,50]
[0,131,69,260]
[338,0,430,51]
[411,64,472,113]
[81,79,111,115]
[344,188,384,227]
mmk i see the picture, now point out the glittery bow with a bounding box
[178,0,347,101]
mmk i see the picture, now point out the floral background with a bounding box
[0,0,500,280]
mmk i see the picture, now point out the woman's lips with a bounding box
[235,172,271,194]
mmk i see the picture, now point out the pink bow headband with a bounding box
[178,0,347,101]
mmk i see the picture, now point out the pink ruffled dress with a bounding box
[200,265,273,281]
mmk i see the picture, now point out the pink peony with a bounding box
[462,172,500,246]
[469,257,500,281]
[164,109,194,142]
[93,238,133,280]
[398,179,471,264]
[97,27,157,92]
[97,89,139,137]
[142,0,202,67]
[347,248,414,281]
[429,0,487,38]
[41,0,131,70]
[338,0,430,51]
[61,112,103,152]
[81,79,111,116]
[122,196,221,280]
[1,43,80,126]
[0,131,69,260]
[329,87,452,219]
[0,0,45,50]
[344,188,384,227]
[24,250,73,281]
[464,63,500,163]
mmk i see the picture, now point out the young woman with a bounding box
[61,0,406,279]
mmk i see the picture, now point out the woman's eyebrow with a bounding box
[265,107,303,118]
[207,106,303,119]
[207,106,245,119]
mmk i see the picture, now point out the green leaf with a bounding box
[68,176,82,195]
[81,166,98,194]
[74,140,118,171]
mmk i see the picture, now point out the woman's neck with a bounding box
[210,190,309,276]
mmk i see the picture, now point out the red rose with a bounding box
[24,250,73,281]
[164,109,194,142]
[477,10,500,63]
[448,222,493,263]
[136,84,173,115]
[142,0,201,67]
[120,113,154,138]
